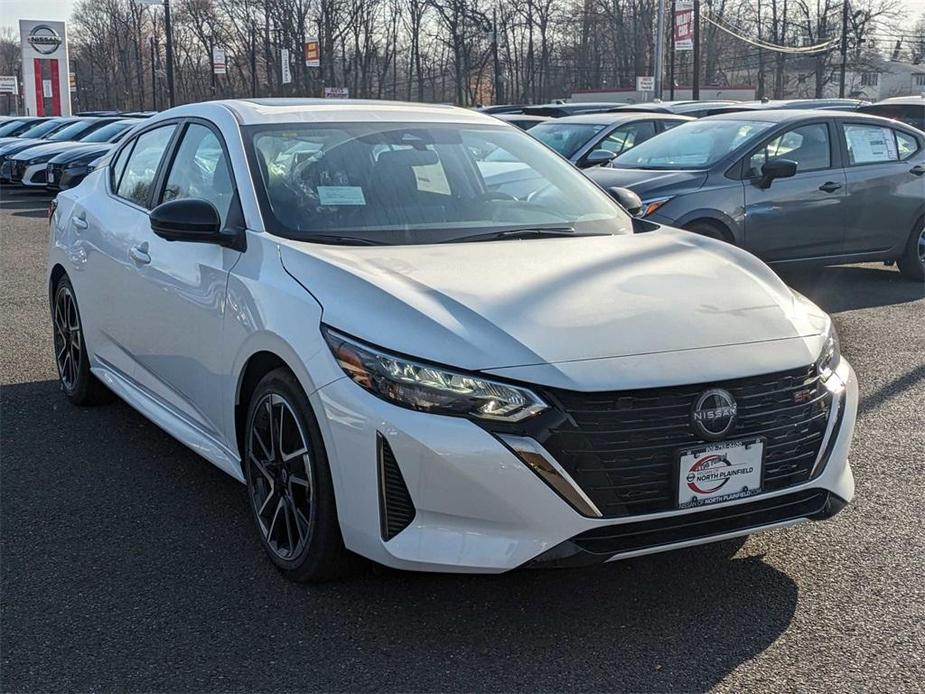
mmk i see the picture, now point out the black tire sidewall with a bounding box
[897,220,925,282]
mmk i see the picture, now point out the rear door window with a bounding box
[843,124,898,165]
[895,131,920,160]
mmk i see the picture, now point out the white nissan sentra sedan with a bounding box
[48,99,857,581]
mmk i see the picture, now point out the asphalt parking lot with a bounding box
[1,186,923,693]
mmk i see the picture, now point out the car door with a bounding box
[119,120,243,441]
[73,123,179,381]
[742,120,848,262]
[838,122,925,255]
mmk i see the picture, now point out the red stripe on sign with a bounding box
[33,58,44,116]
[50,60,61,115]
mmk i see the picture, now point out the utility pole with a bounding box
[654,0,666,98]
[164,0,175,107]
[692,0,700,99]
[492,7,502,104]
[839,0,849,98]
[150,36,158,111]
[669,0,676,100]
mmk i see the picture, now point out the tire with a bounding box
[896,220,925,282]
[51,276,112,405]
[243,368,355,582]
[684,220,729,243]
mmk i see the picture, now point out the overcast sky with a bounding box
[2,0,924,38]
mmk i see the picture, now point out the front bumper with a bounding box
[19,162,48,187]
[313,359,857,573]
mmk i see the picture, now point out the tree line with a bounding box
[1,0,921,112]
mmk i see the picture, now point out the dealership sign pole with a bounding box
[18,20,71,116]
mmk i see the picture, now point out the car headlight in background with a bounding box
[638,196,673,218]
[25,154,54,166]
[322,327,548,422]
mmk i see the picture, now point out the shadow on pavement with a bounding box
[779,264,924,313]
[0,379,799,692]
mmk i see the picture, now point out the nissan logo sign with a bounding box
[691,388,738,440]
[27,25,62,56]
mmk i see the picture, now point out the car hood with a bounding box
[50,143,113,164]
[586,167,708,199]
[8,141,79,161]
[278,228,828,374]
[0,138,46,156]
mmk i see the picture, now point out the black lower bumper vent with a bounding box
[377,433,416,541]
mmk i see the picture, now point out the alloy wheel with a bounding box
[918,227,925,263]
[246,393,315,560]
[53,286,82,392]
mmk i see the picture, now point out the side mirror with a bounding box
[578,149,617,169]
[607,186,643,216]
[758,158,798,188]
[150,198,227,245]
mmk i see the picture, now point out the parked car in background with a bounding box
[858,95,925,132]
[48,98,857,580]
[530,112,693,167]
[0,117,50,141]
[12,119,139,188]
[708,98,869,116]
[45,119,140,191]
[586,110,925,280]
[522,101,627,117]
[475,104,527,115]
[0,117,74,147]
[3,118,125,184]
[609,100,741,118]
[493,113,550,130]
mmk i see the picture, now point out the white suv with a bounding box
[47,99,857,580]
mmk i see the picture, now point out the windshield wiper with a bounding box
[300,234,388,246]
[442,226,583,243]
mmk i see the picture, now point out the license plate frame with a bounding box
[676,437,765,510]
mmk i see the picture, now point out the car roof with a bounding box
[179,98,500,126]
[864,95,925,106]
[701,108,916,127]
[541,112,695,125]
[494,113,549,122]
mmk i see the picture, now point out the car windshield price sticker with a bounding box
[317,186,367,206]
[678,438,764,509]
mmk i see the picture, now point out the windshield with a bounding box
[18,119,68,139]
[613,119,775,169]
[48,121,99,141]
[245,122,632,245]
[0,120,31,136]
[82,121,133,143]
[529,122,606,157]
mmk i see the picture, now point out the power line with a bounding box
[704,14,840,54]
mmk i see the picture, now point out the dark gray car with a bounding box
[529,112,693,168]
[587,110,925,281]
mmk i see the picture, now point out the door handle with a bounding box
[72,215,88,230]
[818,181,842,193]
[129,244,151,265]
[910,165,925,176]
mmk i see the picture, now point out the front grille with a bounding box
[377,434,416,540]
[540,365,832,518]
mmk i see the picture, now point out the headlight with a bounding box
[639,196,673,218]
[26,154,53,166]
[816,321,841,384]
[322,327,548,422]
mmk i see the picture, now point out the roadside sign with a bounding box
[324,86,349,99]
[304,38,320,68]
[675,0,694,51]
[42,79,53,98]
[636,76,655,92]
[212,47,227,75]
[68,72,77,92]
[280,48,292,84]
[0,75,18,94]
